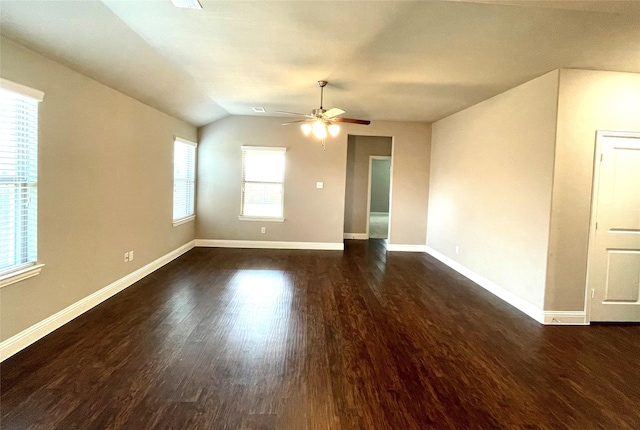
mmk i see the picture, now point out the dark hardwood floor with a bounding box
[2,240,640,429]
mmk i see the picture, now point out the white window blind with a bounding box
[173,138,197,224]
[0,81,43,277]
[241,146,286,219]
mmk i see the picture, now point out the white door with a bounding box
[588,131,640,322]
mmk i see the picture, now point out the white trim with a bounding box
[388,139,395,242]
[344,233,369,240]
[172,214,195,227]
[585,130,604,324]
[387,244,428,252]
[543,311,588,325]
[0,78,44,101]
[241,146,287,152]
[366,158,373,238]
[0,241,195,362]
[174,136,197,147]
[0,264,45,289]
[425,246,545,324]
[196,239,343,251]
[238,216,285,222]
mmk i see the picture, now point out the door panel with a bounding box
[605,250,640,302]
[608,149,640,230]
[589,133,640,322]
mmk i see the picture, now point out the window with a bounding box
[172,137,197,226]
[0,79,44,285]
[240,146,286,221]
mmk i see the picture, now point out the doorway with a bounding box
[343,135,392,241]
[367,157,391,239]
[587,130,640,322]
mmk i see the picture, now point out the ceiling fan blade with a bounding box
[333,117,371,125]
[281,119,308,125]
[276,110,313,117]
[323,108,345,119]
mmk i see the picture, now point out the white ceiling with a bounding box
[1,0,639,127]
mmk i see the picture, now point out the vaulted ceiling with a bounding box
[2,0,639,127]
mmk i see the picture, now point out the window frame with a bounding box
[172,137,197,227]
[239,146,287,222]
[0,78,45,288]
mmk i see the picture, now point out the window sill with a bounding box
[0,263,45,289]
[238,216,285,223]
[173,215,195,227]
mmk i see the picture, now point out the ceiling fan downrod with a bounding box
[318,80,327,110]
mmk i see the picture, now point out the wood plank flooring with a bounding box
[2,240,640,429]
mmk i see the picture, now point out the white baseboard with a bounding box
[195,239,344,251]
[425,246,545,324]
[543,311,588,325]
[0,240,196,362]
[343,233,369,240]
[387,244,428,252]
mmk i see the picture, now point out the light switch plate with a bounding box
[316,182,324,189]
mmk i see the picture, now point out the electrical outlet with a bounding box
[124,252,129,262]
[261,227,266,234]
[129,251,134,261]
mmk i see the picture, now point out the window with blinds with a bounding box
[0,80,43,277]
[172,138,197,225]
[240,146,286,220]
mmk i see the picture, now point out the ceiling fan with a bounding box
[277,81,370,147]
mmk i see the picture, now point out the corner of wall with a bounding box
[542,69,563,312]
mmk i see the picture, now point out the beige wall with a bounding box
[197,117,431,246]
[0,38,197,341]
[196,116,348,244]
[428,70,559,309]
[344,136,391,234]
[546,69,640,311]
[361,121,431,246]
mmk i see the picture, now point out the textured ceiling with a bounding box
[1,0,639,127]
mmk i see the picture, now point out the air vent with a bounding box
[171,0,202,9]
[252,107,266,113]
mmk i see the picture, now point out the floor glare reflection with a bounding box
[223,270,293,368]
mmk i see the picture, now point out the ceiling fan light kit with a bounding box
[277,81,370,149]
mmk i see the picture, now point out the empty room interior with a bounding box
[1,0,640,428]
